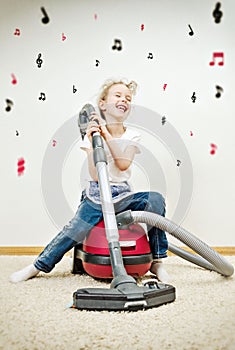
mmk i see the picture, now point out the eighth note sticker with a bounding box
[215,85,223,98]
[40,7,50,24]
[210,143,218,155]
[5,99,13,112]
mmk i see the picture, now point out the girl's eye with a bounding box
[115,93,131,101]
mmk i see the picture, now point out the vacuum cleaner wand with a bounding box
[77,103,137,282]
[91,119,136,285]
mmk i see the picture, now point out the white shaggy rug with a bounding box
[0,255,235,350]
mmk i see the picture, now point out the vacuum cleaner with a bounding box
[72,103,234,312]
[72,219,152,279]
[72,104,176,311]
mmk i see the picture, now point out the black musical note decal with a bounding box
[191,92,196,103]
[188,24,194,36]
[215,85,223,98]
[95,60,100,66]
[40,7,50,24]
[73,85,77,94]
[212,2,223,23]
[39,92,46,101]
[177,160,181,167]
[147,52,153,59]
[5,99,13,112]
[112,39,122,51]
[36,53,43,68]
[161,116,166,125]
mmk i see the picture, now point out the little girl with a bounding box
[10,78,170,283]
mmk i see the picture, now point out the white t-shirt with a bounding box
[78,127,141,203]
[79,127,141,183]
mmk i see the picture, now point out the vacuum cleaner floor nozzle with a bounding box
[73,282,176,311]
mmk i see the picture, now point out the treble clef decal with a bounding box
[36,53,43,68]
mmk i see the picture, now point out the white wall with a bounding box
[0,0,234,247]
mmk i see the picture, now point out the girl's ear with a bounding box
[99,99,106,111]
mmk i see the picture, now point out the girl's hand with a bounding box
[86,113,111,142]
[86,115,100,143]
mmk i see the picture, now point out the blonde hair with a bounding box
[97,78,138,104]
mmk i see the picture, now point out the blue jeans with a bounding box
[34,191,168,273]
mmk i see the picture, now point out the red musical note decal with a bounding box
[141,24,144,31]
[209,52,224,66]
[17,158,25,176]
[210,143,218,155]
[62,33,67,41]
[14,28,20,36]
[163,84,167,91]
[11,73,17,85]
[52,140,57,147]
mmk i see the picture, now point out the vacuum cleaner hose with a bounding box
[129,211,234,277]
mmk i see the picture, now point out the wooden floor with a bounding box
[0,246,234,256]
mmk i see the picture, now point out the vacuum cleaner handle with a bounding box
[78,103,107,164]
[78,103,96,140]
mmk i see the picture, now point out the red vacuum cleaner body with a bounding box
[73,220,153,279]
